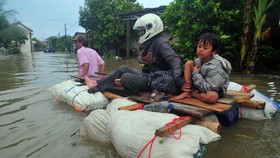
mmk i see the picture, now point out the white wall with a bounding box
[16,23,33,54]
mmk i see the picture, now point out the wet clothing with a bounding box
[77,46,104,77]
[96,35,184,94]
[192,54,232,96]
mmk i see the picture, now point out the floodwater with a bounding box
[0,52,279,158]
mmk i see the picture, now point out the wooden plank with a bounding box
[129,95,154,104]
[169,97,231,113]
[155,117,222,137]
[192,120,222,133]
[237,98,266,109]
[104,92,122,99]
[225,90,254,99]
[239,84,256,92]
[172,106,211,118]
[118,103,144,110]
[155,117,195,137]
[106,86,139,97]
[217,97,236,104]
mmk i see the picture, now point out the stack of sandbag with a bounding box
[48,79,109,112]
[80,98,221,158]
[228,82,279,120]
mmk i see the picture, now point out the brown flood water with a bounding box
[0,52,279,158]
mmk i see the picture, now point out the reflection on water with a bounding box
[0,52,279,158]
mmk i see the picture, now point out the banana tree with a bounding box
[240,0,253,72]
[243,0,277,73]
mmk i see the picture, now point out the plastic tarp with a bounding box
[48,80,109,112]
[80,98,221,158]
[228,82,279,120]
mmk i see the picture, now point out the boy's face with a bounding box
[196,40,216,62]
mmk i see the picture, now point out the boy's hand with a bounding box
[193,65,200,72]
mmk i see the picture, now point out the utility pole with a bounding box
[64,24,67,53]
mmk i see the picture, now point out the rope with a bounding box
[71,89,88,106]
[138,116,189,158]
[132,104,145,111]
[138,135,157,158]
[242,85,249,92]
[165,116,190,139]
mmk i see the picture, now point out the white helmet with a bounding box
[133,13,164,45]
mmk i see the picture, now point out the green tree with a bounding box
[79,0,142,54]
[0,0,28,54]
[0,26,28,48]
[32,37,44,52]
[163,0,243,65]
[46,36,58,49]
[242,0,278,73]
[240,0,253,72]
[46,35,74,52]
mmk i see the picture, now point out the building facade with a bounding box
[14,22,33,54]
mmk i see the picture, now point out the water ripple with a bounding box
[0,118,25,127]
[26,143,49,157]
[0,136,37,151]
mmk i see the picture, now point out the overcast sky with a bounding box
[4,0,173,40]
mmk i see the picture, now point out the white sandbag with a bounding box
[106,98,137,115]
[228,82,279,120]
[80,109,110,142]
[48,80,109,112]
[238,107,267,120]
[80,98,138,143]
[108,110,220,158]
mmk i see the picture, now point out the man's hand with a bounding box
[115,78,122,87]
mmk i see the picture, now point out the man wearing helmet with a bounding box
[85,13,185,99]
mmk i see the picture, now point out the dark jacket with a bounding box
[141,35,185,89]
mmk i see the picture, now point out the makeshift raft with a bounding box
[48,79,279,157]
[48,79,279,120]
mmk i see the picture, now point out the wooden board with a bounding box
[104,92,122,99]
[106,86,139,97]
[128,95,154,104]
[225,90,254,99]
[118,103,144,110]
[155,117,195,137]
[170,102,212,118]
[217,97,236,104]
[192,120,222,133]
[237,98,266,109]
[169,97,231,113]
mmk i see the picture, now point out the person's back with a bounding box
[77,46,104,77]
[75,35,105,78]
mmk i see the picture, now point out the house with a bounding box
[14,22,33,53]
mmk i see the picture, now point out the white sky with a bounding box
[3,0,173,40]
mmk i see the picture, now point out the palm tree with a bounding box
[0,0,17,18]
